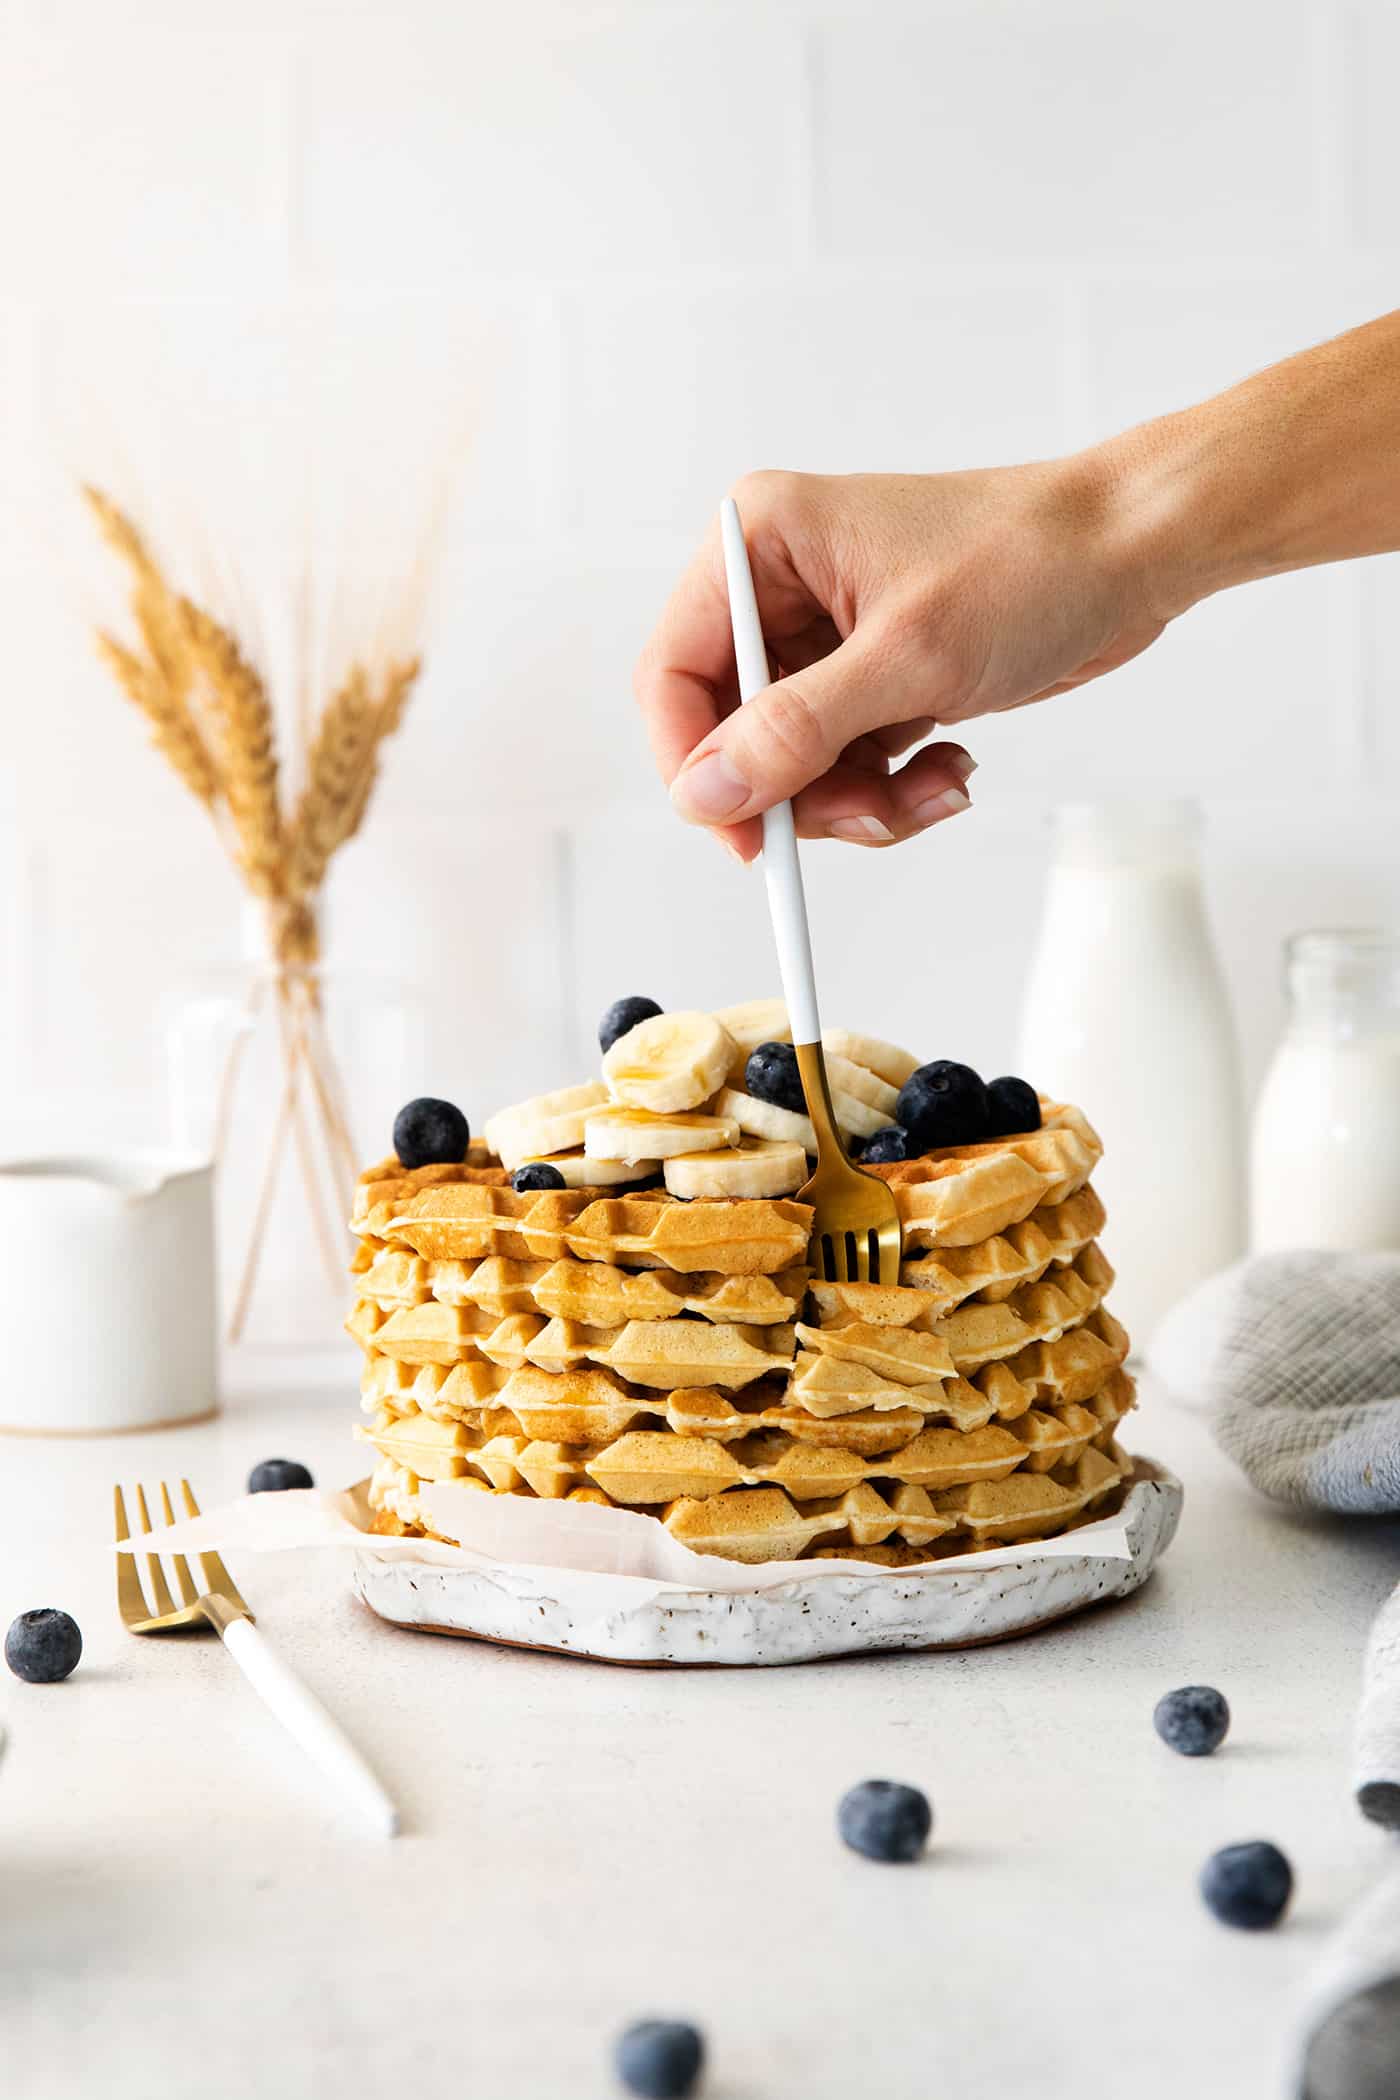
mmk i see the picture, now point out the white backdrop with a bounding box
[2,0,1398,1160]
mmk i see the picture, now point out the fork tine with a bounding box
[181,1479,251,1615]
[113,1484,150,1625]
[159,1481,199,1606]
[134,1483,176,1616]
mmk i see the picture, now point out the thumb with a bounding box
[669,632,907,826]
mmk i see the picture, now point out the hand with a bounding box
[633,459,1174,859]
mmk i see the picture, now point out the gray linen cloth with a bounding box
[1151,1251,1400,1514]
[1149,1253,1400,2094]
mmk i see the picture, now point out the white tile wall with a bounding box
[811,5,1318,262]
[556,279,1071,541]
[2,0,1399,1211]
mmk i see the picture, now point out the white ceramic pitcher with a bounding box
[0,1152,217,1435]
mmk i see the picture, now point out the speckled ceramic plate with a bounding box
[351,1460,1182,1666]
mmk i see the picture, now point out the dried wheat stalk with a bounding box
[179,599,286,900]
[94,630,220,805]
[287,655,420,894]
[85,483,426,1336]
[84,487,219,807]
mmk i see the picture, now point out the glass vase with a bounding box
[164,902,423,1357]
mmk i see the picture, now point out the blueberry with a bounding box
[393,1097,470,1170]
[984,1075,1042,1139]
[599,996,663,1055]
[614,2019,704,2099]
[745,1041,805,1115]
[1154,1684,1230,1757]
[859,1126,907,1164]
[837,1778,932,1863]
[1200,1841,1293,1930]
[512,1162,566,1193]
[248,1458,314,1494]
[5,1608,82,1684]
[896,1061,989,1152]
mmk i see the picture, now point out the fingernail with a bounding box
[671,750,750,823]
[948,750,978,782]
[720,836,748,866]
[829,815,895,844]
[911,788,971,826]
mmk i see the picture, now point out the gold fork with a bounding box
[115,1479,398,1834]
[720,498,903,1285]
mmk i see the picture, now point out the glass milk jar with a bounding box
[1017,800,1246,1344]
[1250,930,1400,1253]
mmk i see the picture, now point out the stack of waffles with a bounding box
[348,1005,1137,1567]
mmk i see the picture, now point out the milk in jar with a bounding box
[1250,930,1400,1252]
[1017,801,1246,1343]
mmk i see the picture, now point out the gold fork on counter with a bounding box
[719,496,903,1285]
[115,1478,398,1835]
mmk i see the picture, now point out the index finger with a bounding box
[632,525,740,786]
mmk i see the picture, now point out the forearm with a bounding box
[1095,309,1400,619]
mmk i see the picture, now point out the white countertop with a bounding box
[4,1380,1400,2100]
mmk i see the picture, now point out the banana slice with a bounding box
[829,1089,889,1141]
[712,1085,816,1152]
[714,998,790,1080]
[603,1010,736,1114]
[823,1053,900,1119]
[520,1151,656,1188]
[585,1106,739,1164]
[485,1081,608,1170]
[664,1139,807,1200]
[823,1028,919,1091]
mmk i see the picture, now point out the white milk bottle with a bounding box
[1251,930,1400,1252]
[1017,800,1245,1345]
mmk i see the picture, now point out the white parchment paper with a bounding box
[117,1475,1137,1610]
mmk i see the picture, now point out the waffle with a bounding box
[358,1363,1134,1501]
[347,1043,1139,1567]
[874,1101,1102,1249]
[347,1299,797,1388]
[349,1241,1119,1400]
[364,1182,812,1276]
[355,1248,810,1325]
[350,1101,1098,1269]
[892,1184,1106,1309]
[365,1430,1130,1564]
[359,1293,1129,1433]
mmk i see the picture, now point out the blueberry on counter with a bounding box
[984,1075,1042,1138]
[512,1162,566,1193]
[1154,1684,1230,1757]
[599,996,663,1055]
[745,1041,806,1115]
[614,2018,704,2099]
[837,1778,932,1863]
[859,1126,907,1164]
[392,1096,470,1170]
[896,1061,989,1151]
[248,1458,314,1494]
[1200,1841,1293,1930]
[6,1608,82,1684]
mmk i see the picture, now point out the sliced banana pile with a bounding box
[484,1081,608,1171]
[585,1106,741,1164]
[486,998,919,1201]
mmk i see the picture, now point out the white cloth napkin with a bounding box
[1150,1252,1400,1825]
[1151,1251,1400,2089]
[1293,1864,1400,2098]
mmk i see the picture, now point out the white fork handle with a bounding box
[221,1616,399,1838]
[719,497,821,1044]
